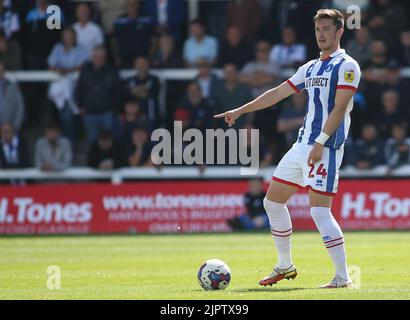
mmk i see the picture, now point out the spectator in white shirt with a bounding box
[269,26,306,68]
[73,3,104,58]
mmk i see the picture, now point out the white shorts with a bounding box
[273,142,344,196]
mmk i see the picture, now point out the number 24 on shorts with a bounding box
[308,163,328,178]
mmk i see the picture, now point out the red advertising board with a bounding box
[0,180,409,235]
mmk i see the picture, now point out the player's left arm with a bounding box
[308,61,361,165]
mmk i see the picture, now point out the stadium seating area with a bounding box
[1,0,410,173]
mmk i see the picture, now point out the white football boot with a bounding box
[320,274,352,289]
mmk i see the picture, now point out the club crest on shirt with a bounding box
[325,64,334,72]
[344,69,355,83]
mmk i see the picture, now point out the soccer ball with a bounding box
[197,259,231,290]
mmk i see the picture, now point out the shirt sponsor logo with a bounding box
[305,77,329,88]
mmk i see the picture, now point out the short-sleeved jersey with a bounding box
[287,49,361,150]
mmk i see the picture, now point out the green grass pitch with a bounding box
[1,232,410,300]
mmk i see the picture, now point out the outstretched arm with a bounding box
[214,81,296,127]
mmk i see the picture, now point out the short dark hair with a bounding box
[125,99,140,106]
[190,19,205,28]
[62,26,77,46]
[98,129,113,140]
[392,122,407,131]
[133,124,148,134]
[93,44,106,53]
[44,122,60,131]
[313,9,344,30]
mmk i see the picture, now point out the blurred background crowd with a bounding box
[1,0,410,173]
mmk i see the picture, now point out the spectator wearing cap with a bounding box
[345,26,373,66]
[35,123,72,171]
[72,3,104,59]
[350,123,385,169]
[385,123,410,174]
[112,0,155,68]
[217,26,253,70]
[269,26,306,68]
[127,125,155,167]
[183,19,218,67]
[240,40,281,98]
[0,122,28,169]
[0,0,20,39]
[76,46,122,142]
[194,59,220,102]
[125,56,160,130]
[214,63,253,128]
[87,129,127,170]
[0,60,25,131]
[0,30,21,70]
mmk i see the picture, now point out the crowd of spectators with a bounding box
[0,0,410,173]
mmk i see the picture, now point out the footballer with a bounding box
[215,9,361,288]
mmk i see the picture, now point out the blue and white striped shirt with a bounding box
[287,49,361,150]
